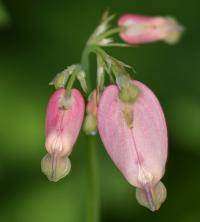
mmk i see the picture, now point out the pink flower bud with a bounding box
[118,14,184,44]
[41,88,85,181]
[86,90,98,116]
[97,80,168,211]
[83,90,98,135]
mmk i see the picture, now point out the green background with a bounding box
[0,0,199,221]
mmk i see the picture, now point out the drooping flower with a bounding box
[97,80,168,211]
[41,88,85,182]
[118,14,184,44]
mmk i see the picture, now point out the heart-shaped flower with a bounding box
[97,80,168,211]
[41,88,85,182]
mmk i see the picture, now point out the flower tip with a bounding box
[136,181,167,211]
[41,154,71,182]
[163,17,185,45]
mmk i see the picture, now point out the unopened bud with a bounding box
[84,90,98,135]
[86,91,98,115]
[83,113,97,135]
[118,14,184,45]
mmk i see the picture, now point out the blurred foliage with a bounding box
[0,0,10,27]
[0,0,199,222]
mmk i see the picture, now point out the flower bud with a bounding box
[83,113,97,135]
[42,88,85,182]
[83,90,98,135]
[97,80,168,211]
[118,14,184,44]
[86,90,98,115]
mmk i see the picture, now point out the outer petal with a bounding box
[45,88,85,157]
[97,80,168,188]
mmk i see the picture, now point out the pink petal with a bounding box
[118,14,183,44]
[45,88,85,157]
[86,90,98,116]
[97,80,168,188]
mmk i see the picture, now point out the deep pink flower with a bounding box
[42,88,85,181]
[97,80,168,210]
[45,88,85,156]
[118,14,183,44]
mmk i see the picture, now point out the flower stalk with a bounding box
[81,45,100,222]
[86,137,100,222]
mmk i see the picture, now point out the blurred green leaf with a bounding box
[167,97,200,151]
[0,0,10,27]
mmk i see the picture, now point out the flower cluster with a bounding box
[41,12,183,211]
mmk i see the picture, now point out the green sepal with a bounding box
[49,65,77,89]
[77,70,88,93]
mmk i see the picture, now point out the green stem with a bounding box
[65,71,77,96]
[86,137,100,222]
[81,45,96,84]
[81,45,100,222]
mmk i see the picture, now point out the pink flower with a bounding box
[97,80,168,211]
[118,14,184,44]
[41,88,85,182]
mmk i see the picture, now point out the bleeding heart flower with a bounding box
[118,14,184,44]
[41,88,85,182]
[97,80,168,211]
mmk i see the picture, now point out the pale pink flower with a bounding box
[118,14,184,44]
[97,80,168,210]
[42,88,85,181]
